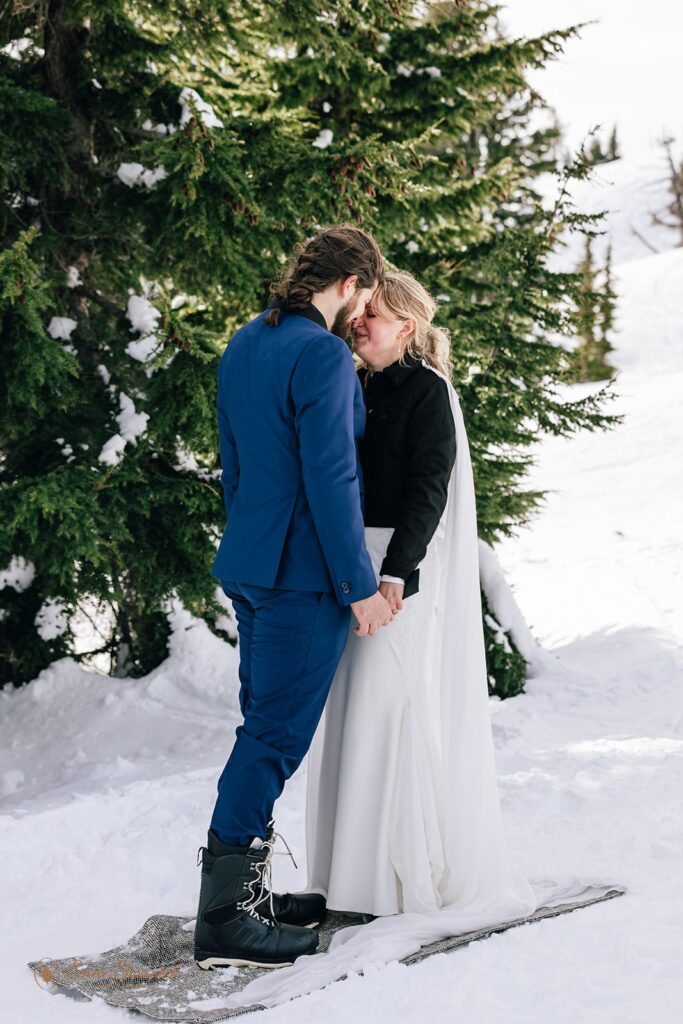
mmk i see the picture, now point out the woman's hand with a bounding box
[379,580,404,616]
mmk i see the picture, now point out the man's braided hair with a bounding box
[264,225,384,326]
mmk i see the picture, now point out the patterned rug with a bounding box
[29,889,625,1021]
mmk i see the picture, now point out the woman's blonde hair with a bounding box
[370,270,453,379]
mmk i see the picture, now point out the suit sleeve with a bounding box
[380,377,456,580]
[291,337,378,606]
[217,396,240,521]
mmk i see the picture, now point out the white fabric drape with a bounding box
[227,367,614,1009]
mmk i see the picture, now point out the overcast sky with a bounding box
[499,1,683,160]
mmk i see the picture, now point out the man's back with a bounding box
[212,305,377,606]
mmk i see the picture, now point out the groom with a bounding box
[194,225,392,969]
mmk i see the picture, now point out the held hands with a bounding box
[378,580,404,616]
[350,590,393,637]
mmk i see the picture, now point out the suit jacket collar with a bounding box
[269,298,328,331]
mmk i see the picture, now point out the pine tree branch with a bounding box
[101,117,170,141]
[73,284,125,318]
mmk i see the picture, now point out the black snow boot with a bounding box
[193,830,318,969]
[269,890,327,929]
[259,820,327,929]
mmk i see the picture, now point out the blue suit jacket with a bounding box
[211,304,378,607]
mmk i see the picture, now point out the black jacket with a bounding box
[358,353,456,596]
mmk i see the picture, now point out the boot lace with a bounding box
[236,821,299,926]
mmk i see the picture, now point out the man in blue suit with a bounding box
[194,226,392,970]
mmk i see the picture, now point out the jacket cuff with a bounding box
[335,567,378,607]
[380,556,414,580]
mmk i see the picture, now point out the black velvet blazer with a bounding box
[358,353,456,597]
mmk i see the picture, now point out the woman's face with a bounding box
[351,299,413,371]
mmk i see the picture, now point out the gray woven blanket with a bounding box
[29,889,624,1021]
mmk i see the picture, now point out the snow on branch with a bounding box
[98,393,149,467]
[47,317,77,340]
[117,163,167,189]
[126,294,161,362]
[0,556,36,592]
[34,598,68,641]
[179,87,224,129]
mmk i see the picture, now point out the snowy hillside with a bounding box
[2,175,683,1022]
[548,153,683,269]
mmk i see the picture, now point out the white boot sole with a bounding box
[196,956,293,970]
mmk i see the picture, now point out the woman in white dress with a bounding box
[305,270,536,917]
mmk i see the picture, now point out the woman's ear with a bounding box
[399,317,416,339]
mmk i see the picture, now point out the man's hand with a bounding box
[379,580,404,617]
[350,590,393,636]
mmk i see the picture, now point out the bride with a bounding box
[305,269,536,916]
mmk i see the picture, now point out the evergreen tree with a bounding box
[1,1,620,692]
[607,124,621,162]
[652,135,683,246]
[0,0,435,684]
[584,124,621,166]
[565,237,616,383]
[587,136,607,166]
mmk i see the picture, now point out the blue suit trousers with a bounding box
[210,582,351,846]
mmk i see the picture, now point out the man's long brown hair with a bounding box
[264,225,384,326]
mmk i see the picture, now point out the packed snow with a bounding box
[34,599,69,642]
[116,163,168,190]
[312,129,334,150]
[47,316,77,341]
[0,555,35,592]
[97,393,149,466]
[1,160,682,1023]
[66,266,83,289]
[125,294,161,362]
[179,88,224,130]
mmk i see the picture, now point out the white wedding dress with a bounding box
[306,522,451,915]
[227,367,616,1009]
[305,367,535,916]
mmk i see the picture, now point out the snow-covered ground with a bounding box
[2,163,683,1023]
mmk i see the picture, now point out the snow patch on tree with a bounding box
[127,295,160,333]
[179,87,224,129]
[34,598,68,641]
[0,556,36,592]
[47,316,77,340]
[141,120,169,135]
[312,129,334,149]
[117,163,167,189]
[1,37,38,60]
[126,336,159,361]
[98,434,126,466]
[66,266,83,288]
[116,393,149,444]
[175,445,221,482]
[98,393,149,466]
[126,295,161,362]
